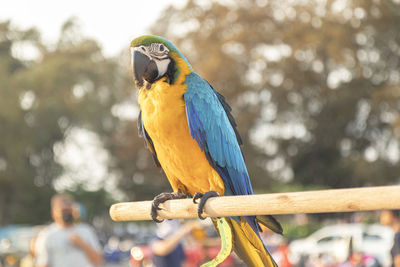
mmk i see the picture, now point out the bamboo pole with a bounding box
[109,185,400,222]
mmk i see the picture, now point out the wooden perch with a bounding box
[109,185,400,222]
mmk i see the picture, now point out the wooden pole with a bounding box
[109,185,400,222]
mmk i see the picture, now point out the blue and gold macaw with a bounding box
[130,35,282,267]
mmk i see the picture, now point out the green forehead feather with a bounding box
[130,35,178,53]
[130,35,191,69]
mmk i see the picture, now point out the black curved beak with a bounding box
[132,50,158,88]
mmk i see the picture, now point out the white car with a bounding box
[289,223,393,266]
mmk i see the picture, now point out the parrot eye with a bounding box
[148,43,169,59]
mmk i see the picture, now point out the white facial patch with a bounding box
[154,58,171,79]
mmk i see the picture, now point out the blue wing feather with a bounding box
[184,72,251,194]
[184,72,259,233]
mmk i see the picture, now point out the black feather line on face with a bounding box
[166,58,176,84]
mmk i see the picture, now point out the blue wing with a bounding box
[184,74,281,265]
[184,72,254,197]
[184,72,261,232]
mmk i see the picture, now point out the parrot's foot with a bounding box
[193,191,220,220]
[151,192,186,223]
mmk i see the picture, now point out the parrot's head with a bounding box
[130,35,191,89]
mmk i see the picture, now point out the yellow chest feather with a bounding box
[137,78,224,196]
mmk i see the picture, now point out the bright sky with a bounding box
[0,0,187,56]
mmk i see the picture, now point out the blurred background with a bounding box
[1,0,400,266]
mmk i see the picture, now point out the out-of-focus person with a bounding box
[150,219,200,267]
[34,194,103,267]
[340,251,380,267]
[20,236,37,267]
[260,225,291,267]
[381,210,400,267]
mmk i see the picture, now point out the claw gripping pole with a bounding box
[110,186,400,222]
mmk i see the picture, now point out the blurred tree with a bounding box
[150,0,400,191]
[0,19,165,224]
[0,21,55,224]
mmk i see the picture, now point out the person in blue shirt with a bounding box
[381,210,400,267]
[151,219,200,267]
[35,194,103,267]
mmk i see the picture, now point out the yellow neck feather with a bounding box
[170,51,192,86]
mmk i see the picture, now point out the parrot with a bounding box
[130,35,282,267]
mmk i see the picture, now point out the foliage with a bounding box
[282,223,321,240]
[0,20,119,224]
[0,18,167,225]
[150,0,400,190]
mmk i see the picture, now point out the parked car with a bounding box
[289,223,393,266]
